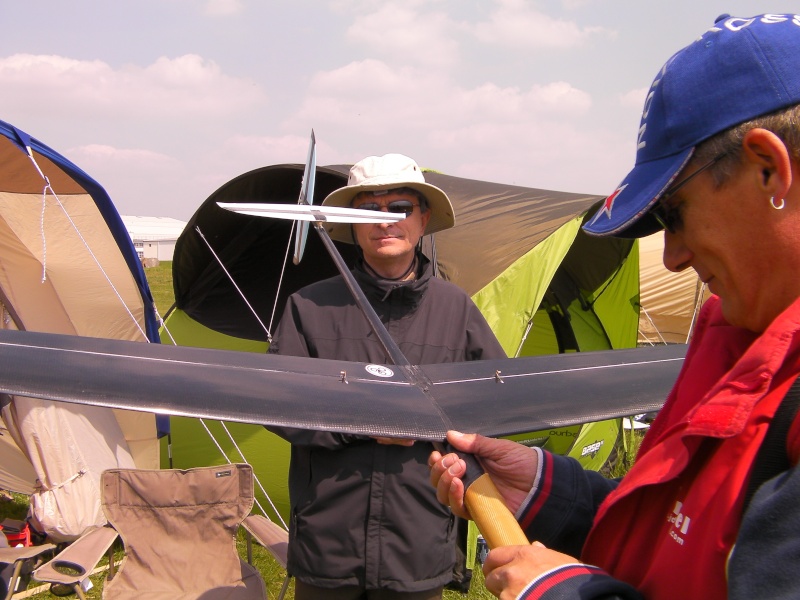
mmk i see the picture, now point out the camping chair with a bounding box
[35,463,267,599]
[0,534,56,600]
[242,515,290,600]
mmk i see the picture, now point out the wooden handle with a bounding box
[465,472,530,548]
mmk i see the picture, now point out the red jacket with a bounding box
[518,295,800,599]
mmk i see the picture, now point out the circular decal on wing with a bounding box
[365,364,394,378]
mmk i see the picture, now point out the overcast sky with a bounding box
[1,2,796,221]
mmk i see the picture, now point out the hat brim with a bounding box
[583,149,694,238]
[321,181,455,244]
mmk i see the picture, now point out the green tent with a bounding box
[161,164,639,523]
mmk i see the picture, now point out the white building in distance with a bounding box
[120,215,187,262]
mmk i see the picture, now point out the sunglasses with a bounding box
[355,200,419,215]
[650,153,727,233]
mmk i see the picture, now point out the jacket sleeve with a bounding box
[516,564,643,600]
[728,449,800,598]
[511,449,640,600]
[465,300,507,360]
[517,449,619,557]
[265,294,367,449]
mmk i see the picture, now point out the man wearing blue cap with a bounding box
[429,13,800,599]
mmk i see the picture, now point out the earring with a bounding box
[771,196,785,210]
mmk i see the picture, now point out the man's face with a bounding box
[351,190,431,272]
[660,158,786,332]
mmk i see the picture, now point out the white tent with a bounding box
[0,120,161,542]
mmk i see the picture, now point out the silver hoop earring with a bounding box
[770,196,785,210]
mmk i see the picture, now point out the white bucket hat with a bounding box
[322,154,455,243]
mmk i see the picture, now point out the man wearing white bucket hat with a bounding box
[268,154,505,599]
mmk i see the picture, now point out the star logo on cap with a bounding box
[590,184,628,225]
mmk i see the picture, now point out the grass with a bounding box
[142,260,175,317]
[1,263,643,598]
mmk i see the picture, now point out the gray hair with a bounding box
[695,103,800,187]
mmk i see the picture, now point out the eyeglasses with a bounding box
[354,200,419,215]
[650,152,727,233]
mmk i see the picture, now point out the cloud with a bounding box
[277,57,627,195]
[203,0,244,16]
[57,144,190,217]
[67,144,179,172]
[346,3,459,67]
[618,87,647,110]
[288,59,591,135]
[0,54,267,122]
[468,0,615,48]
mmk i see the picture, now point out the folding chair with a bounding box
[36,464,266,600]
[0,534,55,600]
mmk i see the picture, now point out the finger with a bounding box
[429,453,462,486]
[432,458,456,504]
[446,474,469,518]
[446,430,478,453]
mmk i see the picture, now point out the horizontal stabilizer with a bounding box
[217,202,407,224]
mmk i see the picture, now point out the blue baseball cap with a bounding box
[584,14,800,238]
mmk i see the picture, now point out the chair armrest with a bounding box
[33,526,118,586]
[241,515,288,568]
[0,543,56,564]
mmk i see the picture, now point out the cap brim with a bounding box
[583,149,693,238]
[321,181,455,243]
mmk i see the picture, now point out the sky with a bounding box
[1,1,797,221]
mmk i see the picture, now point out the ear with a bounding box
[741,128,793,199]
[418,206,432,232]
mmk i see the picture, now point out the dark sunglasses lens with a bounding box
[356,201,415,215]
[650,204,676,233]
[387,201,415,214]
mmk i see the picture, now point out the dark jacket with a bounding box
[267,255,506,592]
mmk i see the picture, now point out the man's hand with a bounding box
[428,431,538,519]
[483,542,579,599]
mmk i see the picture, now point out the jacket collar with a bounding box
[354,252,432,307]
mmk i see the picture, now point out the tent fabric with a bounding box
[421,171,609,297]
[172,164,356,341]
[0,119,161,542]
[637,232,708,344]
